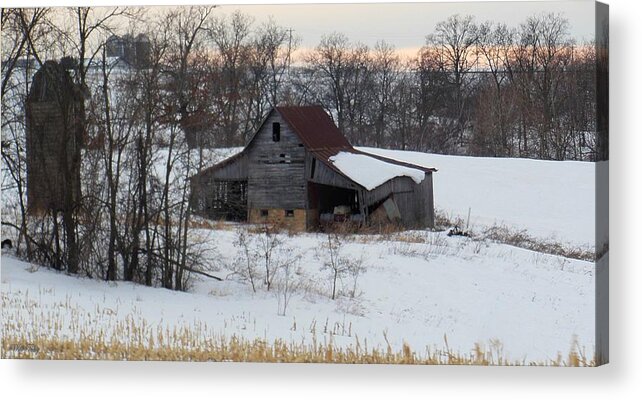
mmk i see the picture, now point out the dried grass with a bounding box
[2,330,596,367]
[1,332,595,365]
[1,290,595,365]
[483,225,594,261]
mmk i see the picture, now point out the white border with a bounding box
[1,1,640,399]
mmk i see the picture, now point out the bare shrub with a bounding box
[254,225,299,291]
[232,225,302,294]
[232,227,261,292]
[345,254,366,298]
[274,256,300,316]
[317,233,367,300]
[434,209,462,231]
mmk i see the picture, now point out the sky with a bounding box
[216,1,596,51]
[8,1,596,57]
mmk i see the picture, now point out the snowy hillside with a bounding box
[1,148,598,362]
[207,146,597,248]
[357,147,596,248]
[1,226,594,362]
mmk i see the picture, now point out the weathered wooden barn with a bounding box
[190,106,435,231]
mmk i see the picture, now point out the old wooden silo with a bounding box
[25,60,83,213]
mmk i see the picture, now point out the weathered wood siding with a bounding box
[361,173,434,229]
[361,177,416,207]
[392,173,434,228]
[304,152,360,192]
[422,173,435,228]
[202,154,248,181]
[246,110,306,210]
[190,154,248,219]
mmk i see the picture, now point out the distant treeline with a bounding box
[4,7,602,160]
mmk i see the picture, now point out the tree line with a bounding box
[301,13,598,161]
[107,9,597,162]
[1,6,599,287]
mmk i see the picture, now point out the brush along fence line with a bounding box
[434,209,596,261]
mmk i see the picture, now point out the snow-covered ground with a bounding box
[357,147,596,248]
[209,146,596,248]
[1,148,598,362]
[1,226,594,362]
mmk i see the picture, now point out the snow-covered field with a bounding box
[357,147,597,249]
[1,149,598,362]
[1,227,594,362]
[207,146,597,248]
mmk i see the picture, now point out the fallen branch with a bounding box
[141,248,223,281]
[181,265,223,281]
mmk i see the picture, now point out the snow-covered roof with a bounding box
[355,147,435,170]
[328,151,425,190]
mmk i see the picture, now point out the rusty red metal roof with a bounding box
[276,106,352,150]
[275,106,435,173]
[274,106,360,181]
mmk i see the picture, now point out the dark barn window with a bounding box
[310,158,316,179]
[272,122,280,142]
[285,209,294,218]
[261,209,269,217]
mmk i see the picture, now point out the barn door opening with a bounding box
[206,180,248,221]
[308,182,361,226]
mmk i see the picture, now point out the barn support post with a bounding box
[358,189,368,227]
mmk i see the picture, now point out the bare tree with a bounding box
[1,9,50,97]
[306,33,351,133]
[306,34,377,145]
[232,227,261,292]
[475,22,516,156]
[425,14,479,148]
[371,41,400,147]
[158,6,216,148]
[389,64,418,150]
[255,224,284,291]
[342,43,372,145]
[208,10,251,146]
[275,255,299,316]
[242,19,297,139]
[415,45,455,152]
[1,8,58,264]
[512,13,573,159]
